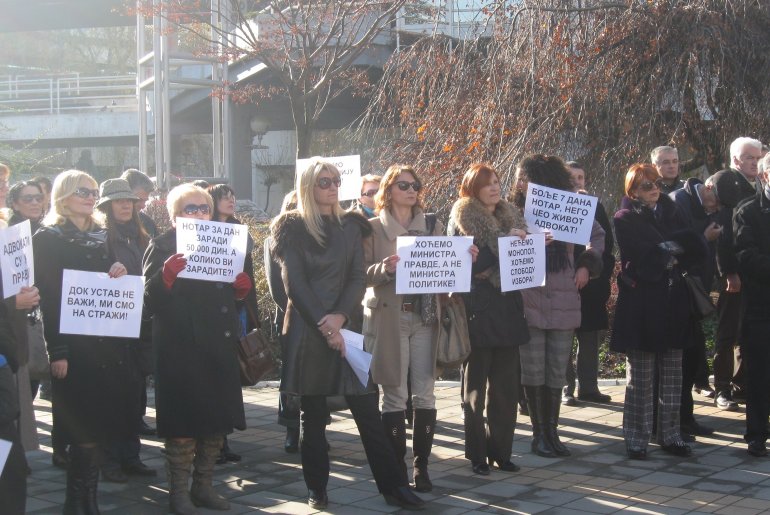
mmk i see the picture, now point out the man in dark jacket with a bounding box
[733,151,770,457]
[670,177,721,437]
[711,137,763,410]
[652,146,685,194]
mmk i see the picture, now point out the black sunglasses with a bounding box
[361,189,378,198]
[73,187,99,199]
[182,204,211,216]
[638,179,662,192]
[395,181,421,192]
[19,194,44,204]
[316,177,342,189]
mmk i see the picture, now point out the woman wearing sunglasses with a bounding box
[271,159,425,510]
[611,163,705,460]
[363,165,459,491]
[142,183,251,514]
[33,170,137,514]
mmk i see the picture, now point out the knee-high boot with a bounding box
[63,445,101,515]
[190,435,230,510]
[165,439,199,515]
[381,410,408,485]
[412,409,436,493]
[545,387,571,456]
[523,386,555,458]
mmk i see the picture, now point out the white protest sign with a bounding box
[0,438,10,476]
[296,154,361,202]
[524,183,598,245]
[395,236,473,294]
[498,234,546,292]
[0,219,35,298]
[176,218,248,283]
[59,270,145,338]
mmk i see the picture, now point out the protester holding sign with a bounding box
[511,155,605,458]
[363,165,448,492]
[142,183,249,514]
[32,170,139,514]
[271,158,425,511]
[94,178,157,483]
[611,164,706,460]
[447,163,529,475]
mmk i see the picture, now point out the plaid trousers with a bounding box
[623,348,684,449]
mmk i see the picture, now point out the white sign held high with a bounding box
[523,183,598,245]
[296,155,361,202]
[59,270,145,338]
[176,218,248,283]
[498,234,546,292]
[395,236,473,294]
[0,219,35,299]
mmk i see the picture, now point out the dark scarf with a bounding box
[8,212,41,234]
[44,219,107,249]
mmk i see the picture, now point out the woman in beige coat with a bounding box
[363,165,470,493]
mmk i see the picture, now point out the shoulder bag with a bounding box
[237,303,275,386]
[682,272,715,320]
[435,293,471,369]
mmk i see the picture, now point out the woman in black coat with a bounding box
[611,164,706,460]
[270,158,424,511]
[143,183,251,514]
[33,170,139,514]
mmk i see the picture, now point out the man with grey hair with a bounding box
[711,137,763,411]
[732,150,770,456]
[651,146,685,194]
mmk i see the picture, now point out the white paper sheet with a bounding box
[340,329,364,351]
[0,438,11,476]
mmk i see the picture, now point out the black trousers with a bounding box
[741,319,770,444]
[0,366,27,515]
[462,346,519,464]
[103,375,147,469]
[713,282,744,393]
[680,322,706,423]
[300,393,403,494]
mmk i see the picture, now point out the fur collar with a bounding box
[449,197,524,257]
[270,210,371,262]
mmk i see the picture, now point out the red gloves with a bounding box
[162,253,187,290]
[233,272,253,300]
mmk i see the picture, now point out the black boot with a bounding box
[523,386,555,458]
[284,426,300,454]
[381,411,408,485]
[412,409,436,493]
[63,445,101,515]
[545,387,571,457]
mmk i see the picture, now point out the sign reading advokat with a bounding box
[296,155,361,202]
[523,183,597,245]
[498,234,546,292]
[395,236,473,294]
[176,218,248,282]
[0,219,34,299]
[59,270,145,338]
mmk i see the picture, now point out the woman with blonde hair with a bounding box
[271,158,425,510]
[33,170,138,514]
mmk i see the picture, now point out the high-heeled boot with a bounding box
[412,408,436,493]
[523,386,555,458]
[545,387,571,456]
[381,410,408,485]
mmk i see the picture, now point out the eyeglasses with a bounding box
[395,181,422,192]
[18,194,44,204]
[73,187,99,199]
[182,204,211,216]
[361,189,378,198]
[316,177,342,189]
[638,180,662,192]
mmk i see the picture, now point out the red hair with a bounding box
[624,163,661,197]
[459,163,499,199]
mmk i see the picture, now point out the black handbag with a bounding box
[682,272,715,320]
[237,304,275,386]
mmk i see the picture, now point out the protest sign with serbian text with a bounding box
[498,234,546,292]
[523,183,598,245]
[59,270,144,338]
[176,218,248,283]
[296,155,361,202]
[0,219,34,298]
[395,236,473,294]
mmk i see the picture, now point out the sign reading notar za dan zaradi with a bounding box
[498,234,546,292]
[523,183,598,245]
[0,219,35,299]
[395,236,473,294]
[175,217,248,283]
[59,270,145,338]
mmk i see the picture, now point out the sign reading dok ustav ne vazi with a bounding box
[395,236,473,294]
[175,218,248,282]
[523,183,598,245]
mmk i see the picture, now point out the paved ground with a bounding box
[23,382,770,514]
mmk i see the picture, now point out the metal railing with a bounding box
[0,74,137,115]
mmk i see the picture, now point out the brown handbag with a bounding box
[237,304,275,386]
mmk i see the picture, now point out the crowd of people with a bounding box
[0,135,769,513]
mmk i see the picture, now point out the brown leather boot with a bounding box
[190,435,230,510]
[165,439,199,515]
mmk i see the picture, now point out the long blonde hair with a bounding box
[296,158,344,246]
[42,170,102,230]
